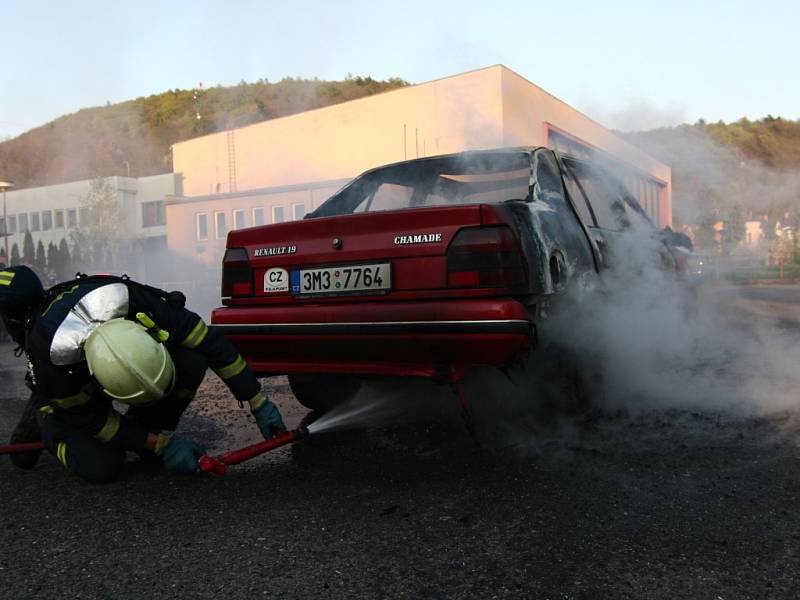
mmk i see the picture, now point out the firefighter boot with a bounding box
[9,393,42,469]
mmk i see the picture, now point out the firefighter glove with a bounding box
[249,392,286,440]
[155,434,206,474]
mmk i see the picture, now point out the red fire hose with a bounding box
[0,428,308,474]
[0,442,44,455]
[197,427,308,475]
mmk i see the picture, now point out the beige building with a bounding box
[1,173,179,275]
[167,65,671,266]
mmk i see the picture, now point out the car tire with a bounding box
[288,374,361,412]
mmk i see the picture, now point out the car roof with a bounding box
[354,147,542,179]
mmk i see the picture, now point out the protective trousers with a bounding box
[37,346,208,483]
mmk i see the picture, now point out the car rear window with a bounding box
[314,152,532,217]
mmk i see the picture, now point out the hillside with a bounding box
[0,76,409,189]
[3,79,799,226]
[624,117,800,223]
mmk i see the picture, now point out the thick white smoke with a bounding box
[542,212,800,418]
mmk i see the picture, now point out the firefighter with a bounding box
[0,266,285,483]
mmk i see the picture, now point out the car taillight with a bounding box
[221,247,253,297]
[447,226,526,290]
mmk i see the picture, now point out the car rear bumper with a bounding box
[212,298,533,378]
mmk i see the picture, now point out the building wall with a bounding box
[168,65,672,265]
[499,68,672,226]
[1,173,178,263]
[745,221,766,247]
[166,180,347,266]
[173,67,506,197]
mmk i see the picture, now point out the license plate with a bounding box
[291,263,391,296]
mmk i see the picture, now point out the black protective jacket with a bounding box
[26,277,260,450]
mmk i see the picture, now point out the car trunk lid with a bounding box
[223,204,522,302]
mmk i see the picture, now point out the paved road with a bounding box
[1,284,800,599]
[709,283,800,326]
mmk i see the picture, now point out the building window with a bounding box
[233,209,245,230]
[292,203,306,221]
[273,206,285,224]
[42,210,52,231]
[196,213,209,241]
[18,213,28,233]
[253,207,265,226]
[8,215,16,234]
[0,218,4,235]
[55,209,65,229]
[142,201,166,228]
[30,213,40,232]
[67,209,77,228]
[215,211,227,239]
[79,208,89,225]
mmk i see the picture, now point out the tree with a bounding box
[80,177,124,267]
[0,247,5,267]
[69,229,88,271]
[694,213,719,253]
[47,242,57,272]
[724,205,746,251]
[58,238,71,279]
[22,230,34,265]
[35,240,46,269]
[10,243,20,266]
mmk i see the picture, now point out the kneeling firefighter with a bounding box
[0,266,285,483]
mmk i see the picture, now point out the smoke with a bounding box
[578,95,689,133]
[626,125,800,226]
[541,211,800,419]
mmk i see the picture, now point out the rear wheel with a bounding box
[288,374,361,412]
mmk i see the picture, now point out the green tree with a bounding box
[47,242,57,272]
[10,243,20,266]
[81,177,124,267]
[69,229,88,270]
[35,240,46,269]
[694,213,718,253]
[724,205,746,250]
[58,238,71,279]
[22,230,34,265]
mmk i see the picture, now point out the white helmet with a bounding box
[84,318,175,406]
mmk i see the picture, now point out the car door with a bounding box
[519,149,597,293]
[561,157,636,270]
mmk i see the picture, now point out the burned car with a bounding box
[212,147,684,411]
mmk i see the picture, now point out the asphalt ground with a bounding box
[1,284,799,599]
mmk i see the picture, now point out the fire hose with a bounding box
[197,427,308,474]
[0,441,44,455]
[0,427,309,474]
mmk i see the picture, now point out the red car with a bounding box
[212,147,674,411]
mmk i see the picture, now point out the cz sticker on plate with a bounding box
[291,263,391,296]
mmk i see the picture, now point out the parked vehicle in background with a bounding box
[212,147,691,412]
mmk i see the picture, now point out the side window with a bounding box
[561,168,596,227]
[570,163,630,231]
[535,150,563,203]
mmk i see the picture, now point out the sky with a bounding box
[1,0,798,139]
